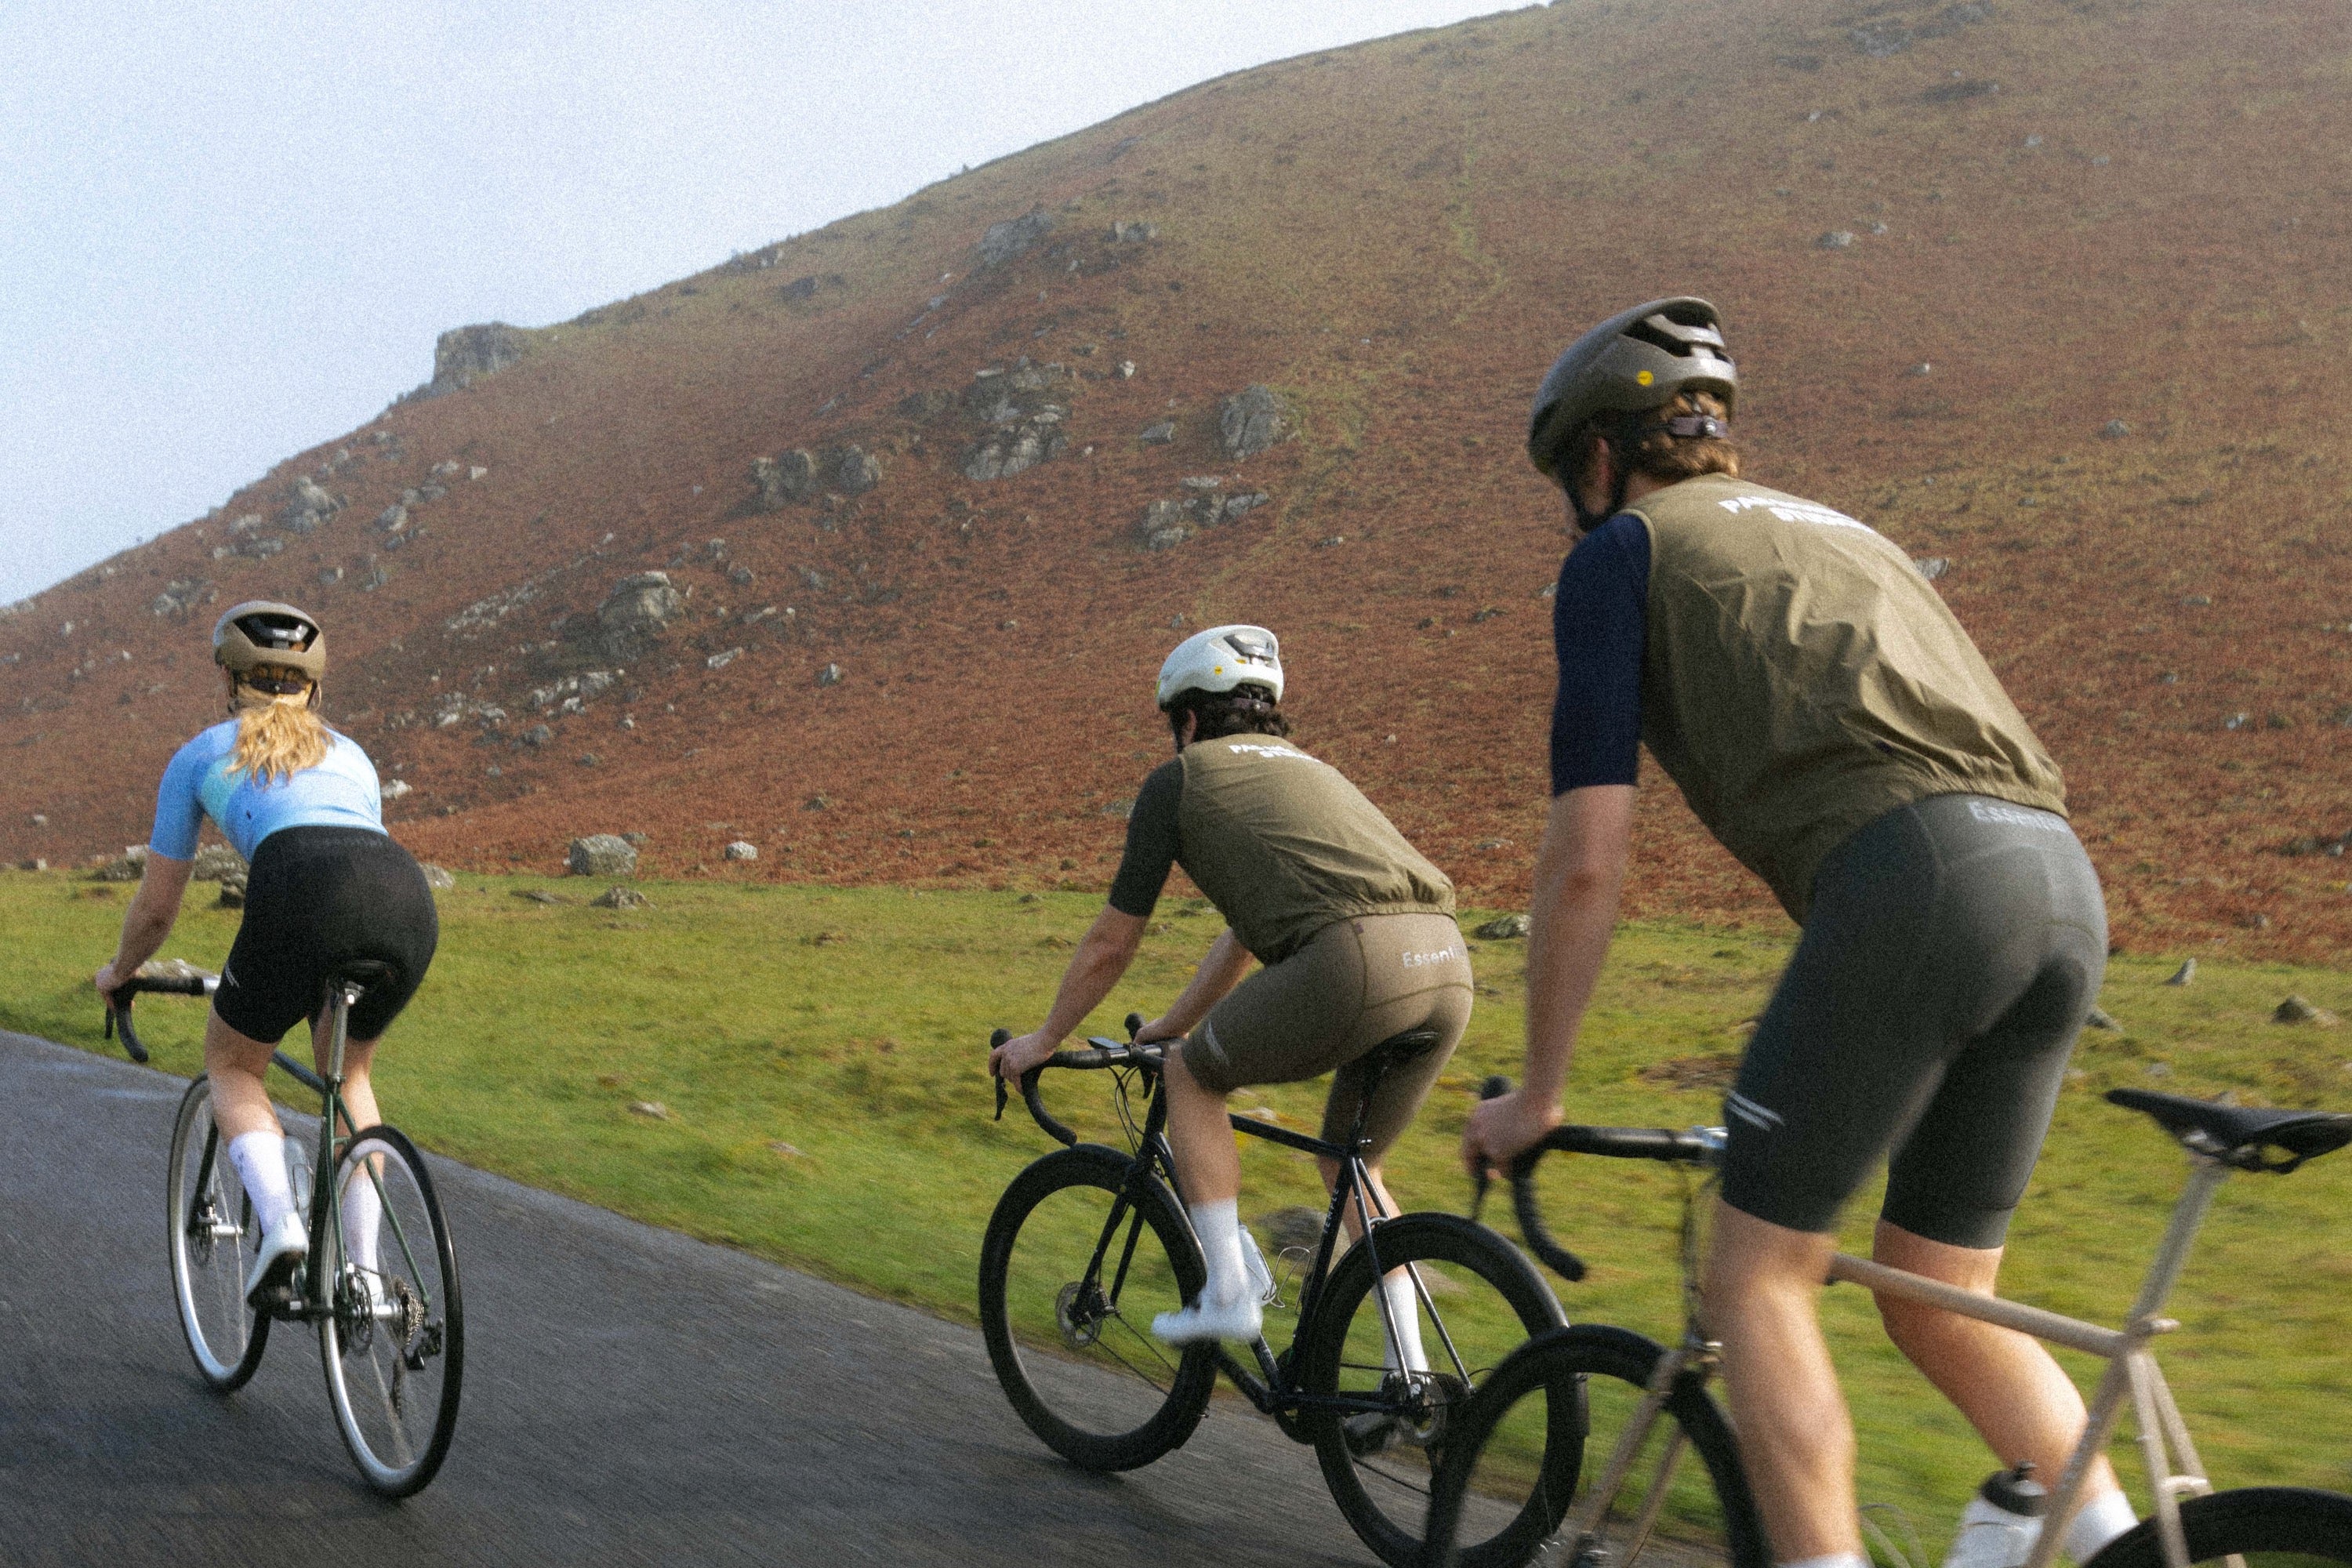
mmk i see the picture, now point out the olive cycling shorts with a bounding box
[215,826,440,1045]
[1182,911,1473,1159]
[1721,793,2107,1249]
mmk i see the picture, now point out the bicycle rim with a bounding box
[318,1126,463,1497]
[2085,1486,2352,1567]
[1421,1324,1766,1568]
[978,1144,1214,1471]
[1302,1212,1576,1568]
[166,1076,270,1388]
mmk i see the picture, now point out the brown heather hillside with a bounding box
[5,0,2349,962]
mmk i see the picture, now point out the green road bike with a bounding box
[1417,1086,2352,1568]
[982,1015,1581,1568]
[109,965,463,1497]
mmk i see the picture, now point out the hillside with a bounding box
[5,0,2349,961]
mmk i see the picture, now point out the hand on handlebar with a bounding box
[93,960,131,1002]
[989,1028,1059,1082]
[1131,1014,1185,1046]
[1461,1083,1564,1182]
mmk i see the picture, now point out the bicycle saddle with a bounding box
[326,960,397,993]
[2107,1088,2352,1173]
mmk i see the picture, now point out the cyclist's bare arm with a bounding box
[990,905,1149,1079]
[1136,927,1254,1043]
[94,851,194,996]
[1464,784,1634,1176]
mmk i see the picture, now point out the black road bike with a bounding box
[109,966,463,1497]
[980,1017,1581,1568]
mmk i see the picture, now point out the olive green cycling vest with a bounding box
[1177,736,1455,964]
[1624,474,2067,921]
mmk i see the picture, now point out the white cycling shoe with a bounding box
[1152,1293,1263,1345]
[243,1214,308,1306]
[1944,1467,2048,1568]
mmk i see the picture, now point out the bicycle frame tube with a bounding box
[1820,1155,2231,1568]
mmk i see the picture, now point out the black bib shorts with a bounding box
[213,826,440,1045]
[1720,793,2108,1250]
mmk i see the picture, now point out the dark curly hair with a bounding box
[1167,683,1288,746]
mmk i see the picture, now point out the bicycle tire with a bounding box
[978,1142,1216,1472]
[318,1124,464,1497]
[2085,1486,2352,1566]
[1419,1323,1769,1568]
[1298,1212,1575,1568]
[165,1074,271,1389]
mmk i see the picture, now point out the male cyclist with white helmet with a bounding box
[992,626,1472,1351]
[1461,300,2133,1568]
[94,602,438,1306]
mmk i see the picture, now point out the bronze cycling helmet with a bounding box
[212,601,326,685]
[1526,297,1738,486]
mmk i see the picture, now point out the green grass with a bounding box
[8,868,2351,1530]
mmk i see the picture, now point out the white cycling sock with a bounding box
[1380,1269,1429,1374]
[227,1131,298,1236]
[342,1169,383,1274]
[1189,1200,1250,1308]
[1779,1555,1868,1568]
[2063,1490,2138,1563]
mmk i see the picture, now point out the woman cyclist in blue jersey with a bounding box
[94,601,438,1306]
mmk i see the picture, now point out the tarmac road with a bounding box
[0,1030,1373,1567]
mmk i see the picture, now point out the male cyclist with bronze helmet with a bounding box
[1461,300,2137,1568]
[94,602,438,1306]
[992,626,1472,1354]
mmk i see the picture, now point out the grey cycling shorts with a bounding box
[1720,793,2107,1250]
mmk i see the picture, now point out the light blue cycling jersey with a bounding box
[149,719,385,863]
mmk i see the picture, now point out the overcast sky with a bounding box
[0,0,1526,605]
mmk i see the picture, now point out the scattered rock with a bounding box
[1474,914,1531,940]
[2164,959,2197,986]
[1140,420,1176,445]
[816,662,844,688]
[2102,419,2131,439]
[978,208,1057,268]
[2281,832,2351,858]
[149,578,211,617]
[831,445,881,495]
[1134,489,1271,550]
[521,724,553,747]
[897,389,954,422]
[2085,1006,2122,1031]
[215,879,245,909]
[707,647,744,670]
[962,361,1073,481]
[1913,557,1951,581]
[621,832,651,846]
[596,572,684,657]
[89,848,147,883]
[2181,593,2212,608]
[281,477,343,534]
[724,840,760,862]
[430,322,528,394]
[591,885,652,909]
[420,864,457,891]
[1817,230,1857,250]
[1218,385,1290,459]
[1108,220,1158,243]
[189,844,248,883]
[567,834,641,877]
[627,1100,671,1120]
[751,451,821,509]
[512,889,565,905]
[2275,996,2341,1026]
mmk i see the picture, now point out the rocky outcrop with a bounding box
[596,572,683,657]
[282,476,343,535]
[962,361,1072,481]
[149,578,210,617]
[831,445,880,495]
[752,451,821,509]
[567,835,639,877]
[1135,482,1270,550]
[978,209,1056,268]
[431,323,528,394]
[1219,385,1290,459]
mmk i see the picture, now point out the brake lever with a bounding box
[1469,1073,1512,1219]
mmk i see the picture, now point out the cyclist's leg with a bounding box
[208,858,327,1256]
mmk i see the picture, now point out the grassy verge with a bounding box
[7,868,2350,1523]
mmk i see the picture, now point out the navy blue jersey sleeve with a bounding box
[1548,512,1651,796]
[1106,760,1184,917]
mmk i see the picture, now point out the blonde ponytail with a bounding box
[230,680,330,783]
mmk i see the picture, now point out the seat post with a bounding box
[322,983,358,1087]
[2125,1156,2230,1327]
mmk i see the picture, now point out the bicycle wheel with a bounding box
[2086,1486,2352,1567]
[1298,1212,1577,1568]
[165,1075,271,1389]
[978,1142,1217,1471]
[1419,1323,1767,1568]
[318,1125,463,1497]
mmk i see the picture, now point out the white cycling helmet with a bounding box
[1155,624,1283,710]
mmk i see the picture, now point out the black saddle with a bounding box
[325,959,397,995]
[2107,1088,2352,1174]
[1359,1029,1445,1080]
